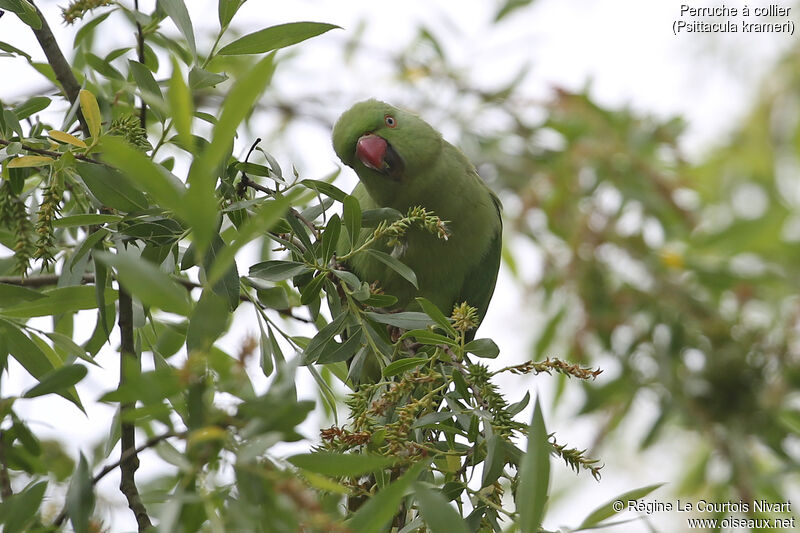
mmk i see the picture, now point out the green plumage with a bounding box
[332,99,502,335]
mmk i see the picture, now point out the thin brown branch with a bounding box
[117,286,152,531]
[240,174,276,196]
[27,1,89,137]
[0,273,314,323]
[239,175,320,239]
[0,139,102,165]
[0,431,13,501]
[119,8,149,521]
[53,430,182,527]
[134,0,146,130]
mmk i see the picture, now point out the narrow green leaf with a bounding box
[347,460,429,533]
[316,331,363,364]
[23,364,87,398]
[363,248,418,288]
[66,454,95,533]
[188,66,228,89]
[362,207,403,227]
[343,194,362,247]
[0,40,32,60]
[249,260,310,282]
[574,483,665,531]
[218,21,340,55]
[49,129,88,148]
[0,283,45,307]
[416,297,456,336]
[128,61,165,121]
[28,335,84,410]
[258,318,274,377]
[204,234,241,311]
[330,269,361,291]
[168,60,194,150]
[321,214,341,263]
[186,289,229,353]
[188,53,276,253]
[86,52,124,81]
[464,338,500,359]
[300,273,326,306]
[382,357,428,378]
[288,452,395,477]
[95,251,191,315]
[516,396,550,533]
[0,318,56,379]
[253,286,289,309]
[45,332,98,366]
[481,434,506,488]
[7,155,53,167]
[0,0,41,29]
[1,481,47,533]
[303,311,347,363]
[234,161,270,177]
[76,161,149,212]
[14,96,50,120]
[301,178,348,202]
[159,0,197,58]
[54,214,122,228]
[99,137,184,211]
[79,90,101,138]
[74,11,113,47]
[495,0,535,22]
[190,53,274,190]
[507,391,531,416]
[0,285,117,317]
[399,329,457,346]
[129,60,163,100]
[207,194,293,285]
[366,311,434,331]
[415,484,470,533]
[69,228,108,270]
[218,0,246,29]
[362,293,398,307]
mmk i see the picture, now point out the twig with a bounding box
[117,286,152,531]
[237,138,321,239]
[0,431,13,501]
[117,3,153,529]
[0,273,314,323]
[0,139,102,165]
[53,430,182,527]
[27,1,89,137]
[134,0,146,130]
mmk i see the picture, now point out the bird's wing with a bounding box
[454,192,502,341]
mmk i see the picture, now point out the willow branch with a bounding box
[117,2,152,529]
[27,1,89,137]
[239,175,320,239]
[0,139,102,164]
[0,273,313,323]
[52,430,182,527]
[0,432,13,501]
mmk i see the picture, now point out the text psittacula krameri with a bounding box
[332,99,502,338]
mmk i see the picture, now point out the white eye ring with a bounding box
[384,115,397,128]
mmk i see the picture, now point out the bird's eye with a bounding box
[384,115,397,128]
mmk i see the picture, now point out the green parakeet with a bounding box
[332,99,502,337]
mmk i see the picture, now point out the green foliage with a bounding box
[1,1,795,532]
[0,2,594,532]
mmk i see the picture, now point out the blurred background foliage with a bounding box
[0,0,798,530]
[269,2,800,522]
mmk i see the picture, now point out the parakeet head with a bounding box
[332,99,443,186]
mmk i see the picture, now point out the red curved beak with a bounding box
[356,134,388,171]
